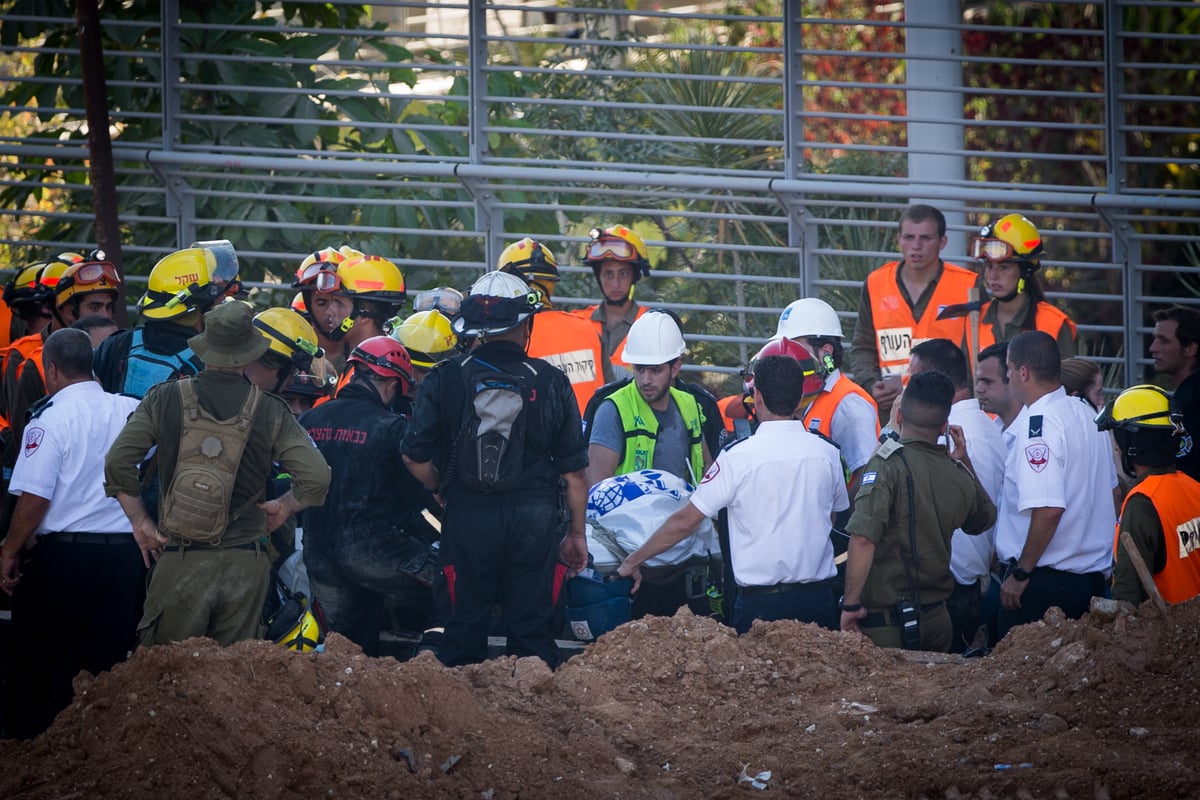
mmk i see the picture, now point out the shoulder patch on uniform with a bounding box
[700,461,720,484]
[861,470,877,486]
[1025,443,1050,473]
[1028,414,1044,438]
[23,425,44,457]
[877,438,903,460]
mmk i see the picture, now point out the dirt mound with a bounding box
[3,598,1198,799]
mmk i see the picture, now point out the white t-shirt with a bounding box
[994,388,1118,575]
[690,419,849,587]
[948,398,1006,584]
[9,380,140,535]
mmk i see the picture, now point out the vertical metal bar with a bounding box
[782,0,809,298]
[160,0,187,248]
[1105,0,1136,386]
[469,0,498,268]
[906,1,966,255]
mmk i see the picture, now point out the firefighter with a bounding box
[1098,384,1200,605]
[571,224,652,383]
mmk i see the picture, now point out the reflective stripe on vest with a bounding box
[977,300,1077,352]
[1116,472,1200,604]
[609,381,705,485]
[866,261,977,376]
[123,327,201,398]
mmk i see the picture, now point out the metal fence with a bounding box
[1,0,1197,392]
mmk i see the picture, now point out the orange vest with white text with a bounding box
[526,309,604,416]
[803,373,879,442]
[1115,471,1200,604]
[977,300,1077,352]
[866,261,977,377]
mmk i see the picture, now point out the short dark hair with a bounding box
[900,204,947,238]
[806,335,844,369]
[901,370,954,429]
[1007,330,1060,384]
[754,355,803,416]
[1153,305,1200,352]
[910,338,969,391]
[42,328,94,379]
[978,342,1009,383]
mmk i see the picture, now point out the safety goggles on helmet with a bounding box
[293,261,339,291]
[968,237,1022,265]
[313,269,344,294]
[57,257,121,294]
[163,240,243,311]
[1095,385,1185,435]
[411,286,463,317]
[586,228,640,263]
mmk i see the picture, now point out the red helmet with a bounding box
[745,337,825,404]
[347,335,413,391]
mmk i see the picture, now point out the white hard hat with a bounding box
[620,310,686,366]
[453,270,543,336]
[775,297,844,340]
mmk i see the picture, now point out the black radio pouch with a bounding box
[896,600,921,649]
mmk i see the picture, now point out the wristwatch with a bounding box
[1010,565,1032,582]
[838,595,863,612]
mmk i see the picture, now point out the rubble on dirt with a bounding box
[2,597,1198,799]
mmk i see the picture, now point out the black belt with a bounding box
[166,541,260,552]
[739,581,813,598]
[42,532,136,545]
[860,601,946,629]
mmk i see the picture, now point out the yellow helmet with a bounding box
[320,254,407,304]
[55,250,121,309]
[264,589,325,653]
[388,309,458,369]
[583,224,651,282]
[139,240,242,320]
[2,256,77,309]
[34,252,86,296]
[498,238,560,287]
[252,307,322,371]
[1098,384,1183,432]
[969,213,1044,271]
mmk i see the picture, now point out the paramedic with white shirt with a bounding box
[994,331,1118,640]
[0,329,142,739]
[617,354,849,633]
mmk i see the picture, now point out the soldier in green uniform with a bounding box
[838,370,996,652]
[104,301,331,646]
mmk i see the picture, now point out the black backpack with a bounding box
[450,354,541,493]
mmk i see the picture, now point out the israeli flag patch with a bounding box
[862,471,877,486]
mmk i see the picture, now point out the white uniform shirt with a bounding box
[948,398,1005,584]
[994,388,1117,574]
[689,419,849,587]
[812,370,879,473]
[9,380,140,535]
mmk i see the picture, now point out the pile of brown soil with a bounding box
[2,597,1197,799]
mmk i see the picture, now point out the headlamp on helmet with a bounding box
[583,225,651,282]
[969,213,1044,271]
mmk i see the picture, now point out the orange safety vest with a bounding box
[803,373,880,441]
[977,300,1077,352]
[570,303,648,375]
[718,393,749,433]
[866,261,977,377]
[526,310,604,416]
[2,332,43,383]
[0,298,13,352]
[1115,472,1200,604]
